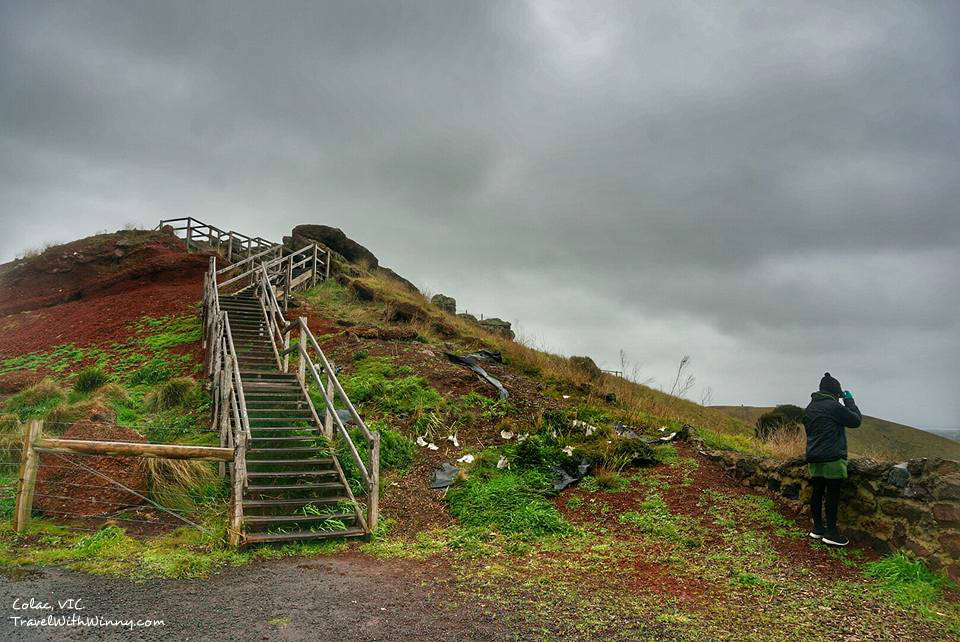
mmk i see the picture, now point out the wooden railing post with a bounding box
[323,367,335,439]
[368,431,380,532]
[229,438,245,548]
[186,218,193,251]
[218,348,233,479]
[13,420,41,533]
[324,247,330,280]
[285,256,292,312]
[297,318,307,385]
[282,327,291,374]
[227,234,234,262]
[311,245,318,288]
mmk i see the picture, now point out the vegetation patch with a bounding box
[448,468,569,538]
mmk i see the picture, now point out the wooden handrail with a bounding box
[36,439,233,460]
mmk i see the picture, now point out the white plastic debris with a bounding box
[457,454,475,464]
[416,435,428,447]
[562,395,571,399]
[562,445,574,456]
[517,433,530,443]
[447,434,460,447]
[551,429,558,439]
[428,442,439,451]
[500,430,514,440]
[497,455,509,469]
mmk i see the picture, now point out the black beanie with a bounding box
[819,372,842,396]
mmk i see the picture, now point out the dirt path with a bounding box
[0,555,506,642]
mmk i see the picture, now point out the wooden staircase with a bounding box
[165,216,379,547]
[220,293,366,544]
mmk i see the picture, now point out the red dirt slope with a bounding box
[0,229,208,358]
[0,229,208,317]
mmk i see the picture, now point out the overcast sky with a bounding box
[1,1,958,428]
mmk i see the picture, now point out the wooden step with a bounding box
[242,497,348,508]
[243,528,365,544]
[246,458,334,466]
[246,482,343,492]
[248,447,324,454]
[243,512,354,524]
[247,470,338,479]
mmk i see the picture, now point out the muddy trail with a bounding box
[0,555,507,642]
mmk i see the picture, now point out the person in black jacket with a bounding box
[803,372,862,546]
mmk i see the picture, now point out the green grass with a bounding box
[136,315,202,350]
[447,469,569,538]
[336,356,442,415]
[2,380,66,420]
[864,553,957,619]
[618,493,702,548]
[72,367,110,393]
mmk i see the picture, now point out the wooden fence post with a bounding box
[311,245,318,288]
[13,420,41,533]
[186,218,193,252]
[324,247,331,280]
[227,234,234,262]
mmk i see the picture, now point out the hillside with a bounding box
[0,224,957,641]
[713,405,960,462]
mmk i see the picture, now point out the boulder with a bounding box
[431,293,457,315]
[349,280,376,301]
[388,302,427,324]
[457,312,479,324]
[570,355,602,379]
[34,404,147,517]
[292,225,379,268]
[479,317,514,340]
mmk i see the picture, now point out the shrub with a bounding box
[73,367,110,393]
[144,377,199,411]
[447,469,569,538]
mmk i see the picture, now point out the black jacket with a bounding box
[803,392,862,463]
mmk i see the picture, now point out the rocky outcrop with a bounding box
[290,225,419,292]
[570,355,602,379]
[457,312,479,324]
[703,449,960,580]
[292,225,379,267]
[431,294,456,314]
[479,317,514,340]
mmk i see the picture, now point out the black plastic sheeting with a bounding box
[431,463,461,489]
[445,352,508,400]
[552,458,591,492]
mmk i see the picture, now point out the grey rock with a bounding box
[431,293,457,314]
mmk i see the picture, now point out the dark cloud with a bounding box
[1,1,958,427]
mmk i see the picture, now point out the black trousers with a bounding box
[810,476,843,531]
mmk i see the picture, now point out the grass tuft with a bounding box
[72,367,110,393]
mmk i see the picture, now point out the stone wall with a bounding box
[702,449,960,580]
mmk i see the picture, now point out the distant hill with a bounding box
[712,406,960,462]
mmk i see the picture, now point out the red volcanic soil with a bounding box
[0,230,208,358]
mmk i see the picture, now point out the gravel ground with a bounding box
[0,554,507,642]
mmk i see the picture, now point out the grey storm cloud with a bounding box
[1,1,958,427]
